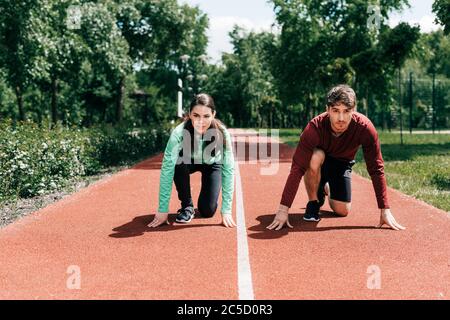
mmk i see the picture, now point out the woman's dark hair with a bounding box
[182,93,228,159]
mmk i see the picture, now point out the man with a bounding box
[267,84,405,231]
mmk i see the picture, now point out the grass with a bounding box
[271,128,450,212]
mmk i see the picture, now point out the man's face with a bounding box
[327,103,354,134]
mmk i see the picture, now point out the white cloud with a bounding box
[388,14,441,33]
[415,15,441,32]
[210,16,273,32]
[207,16,274,63]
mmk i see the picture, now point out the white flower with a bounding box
[18,161,27,169]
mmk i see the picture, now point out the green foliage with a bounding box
[205,28,282,128]
[202,0,431,129]
[433,0,450,34]
[419,30,450,77]
[0,0,448,131]
[269,0,419,127]
[89,124,169,167]
[0,119,91,199]
[380,22,421,69]
[0,120,169,202]
[206,0,446,130]
[353,132,450,212]
[0,0,208,126]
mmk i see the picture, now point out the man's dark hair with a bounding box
[326,84,357,109]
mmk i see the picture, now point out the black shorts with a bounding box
[320,155,355,203]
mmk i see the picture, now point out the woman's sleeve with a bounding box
[220,128,235,215]
[157,125,183,213]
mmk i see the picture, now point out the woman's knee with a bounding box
[175,163,189,174]
[198,203,218,218]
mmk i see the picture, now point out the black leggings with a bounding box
[174,162,222,217]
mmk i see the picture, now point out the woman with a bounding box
[148,93,236,228]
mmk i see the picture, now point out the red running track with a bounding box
[0,129,449,299]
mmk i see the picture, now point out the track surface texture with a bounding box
[0,129,449,300]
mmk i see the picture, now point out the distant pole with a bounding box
[398,68,403,145]
[177,78,183,118]
[432,72,436,134]
[179,54,190,119]
[438,82,441,134]
[408,72,413,134]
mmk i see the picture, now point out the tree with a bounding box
[269,0,412,127]
[204,54,243,127]
[417,30,450,131]
[0,0,44,121]
[28,0,88,125]
[177,4,209,96]
[122,0,207,122]
[421,31,450,78]
[205,27,279,128]
[79,1,132,124]
[433,0,450,34]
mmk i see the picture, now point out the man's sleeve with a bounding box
[361,122,390,209]
[280,123,320,208]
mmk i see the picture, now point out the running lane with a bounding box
[236,129,450,299]
[0,153,237,299]
[1,129,449,299]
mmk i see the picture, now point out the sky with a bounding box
[178,0,441,63]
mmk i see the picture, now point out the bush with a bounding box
[0,120,169,202]
[89,124,168,167]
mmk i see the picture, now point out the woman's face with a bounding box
[189,105,215,134]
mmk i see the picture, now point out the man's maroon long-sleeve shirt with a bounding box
[280,112,389,209]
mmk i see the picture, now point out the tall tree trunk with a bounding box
[37,90,44,126]
[51,76,58,125]
[115,76,125,124]
[398,66,403,145]
[302,95,310,128]
[365,86,369,117]
[432,72,436,134]
[382,109,387,131]
[14,86,25,121]
[143,96,149,124]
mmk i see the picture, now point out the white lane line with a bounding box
[234,157,255,300]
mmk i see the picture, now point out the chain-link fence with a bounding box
[390,76,449,132]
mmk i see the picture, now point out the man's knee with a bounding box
[330,200,351,217]
[308,148,325,173]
